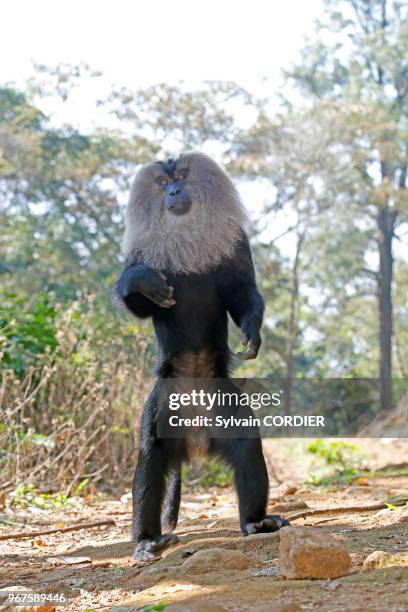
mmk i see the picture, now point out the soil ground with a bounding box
[1,439,407,611]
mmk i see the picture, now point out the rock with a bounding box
[253,565,281,577]
[269,482,299,500]
[371,505,408,527]
[238,531,280,553]
[281,483,299,496]
[279,526,351,579]
[180,547,252,575]
[0,586,34,603]
[363,550,408,570]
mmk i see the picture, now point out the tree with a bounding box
[232,0,407,409]
[288,0,408,410]
[0,84,156,298]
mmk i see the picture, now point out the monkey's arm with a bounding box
[116,264,175,318]
[221,234,265,360]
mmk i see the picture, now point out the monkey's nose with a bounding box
[168,186,181,196]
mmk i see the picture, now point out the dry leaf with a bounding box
[354,477,369,486]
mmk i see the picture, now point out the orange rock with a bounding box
[279,526,351,579]
[181,547,252,575]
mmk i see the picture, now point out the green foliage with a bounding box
[138,602,168,611]
[308,439,360,466]
[0,87,44,129]
[0,291,57,376]
[10,484,70,510]
[74,478,90,495]
[306,439,364,486]
[182,457,233,488]
[0,290,154,492]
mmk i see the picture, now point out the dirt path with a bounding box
[1,466,407,611]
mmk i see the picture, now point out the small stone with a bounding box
[0,586,34,604]
[279,526,351,579]
[322,578,342,591]
[281,483,299,496]
[253,565,281,577]
[269,483,298,500]
[362,550,407,570]
[371,505,408,527]
[181,548,197,558]
[181,547,252,575]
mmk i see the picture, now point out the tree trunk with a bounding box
[284,232,304,415]
[377,206,395,411]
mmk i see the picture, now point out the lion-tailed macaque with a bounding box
[116,153,289,561]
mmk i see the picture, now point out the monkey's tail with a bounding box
[162,466,182,532]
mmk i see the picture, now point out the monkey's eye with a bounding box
[159,176,169,186]
[175,173,184,181]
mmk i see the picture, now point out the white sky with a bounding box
[2,0,321,95]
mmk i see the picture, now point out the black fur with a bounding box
[158,158,176,177]
[116,231,289,561]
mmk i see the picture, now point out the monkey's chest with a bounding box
[167,273,222,321]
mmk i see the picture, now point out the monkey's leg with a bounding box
[161,466,182,532]
[132,442,179,562]
[219,438,290,535]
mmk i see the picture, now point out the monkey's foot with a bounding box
[244,514,290,536]
[133,533,179,562]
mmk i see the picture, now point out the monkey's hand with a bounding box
[119,265,176,308]
[236,317,261,360]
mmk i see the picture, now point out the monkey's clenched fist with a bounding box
[119,264,176,308]
[236,315,262,360]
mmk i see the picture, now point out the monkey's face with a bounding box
[124,152,248,271]
[155,158,192,217]
[127,152,245,234]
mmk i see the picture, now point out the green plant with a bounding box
[0,292,58,376]
[0,294,154,494]
[306,439,363,486]
[138,602,168,611]
[182,457,233,488]
[9,483,71,510]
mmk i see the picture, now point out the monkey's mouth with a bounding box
[165,200,192,216]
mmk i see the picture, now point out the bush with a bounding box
[306,439,364,486]
[0,291,57,376]
[0,292,155,495]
